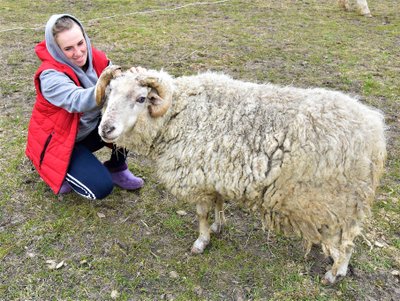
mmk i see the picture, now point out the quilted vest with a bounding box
[25,40,109,194]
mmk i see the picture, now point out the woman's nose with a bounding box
[73,47,82,56]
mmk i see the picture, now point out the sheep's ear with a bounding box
[148,90,163,106]
[95,65,122,106]
[147,91,167,118]
[139,77,172,118]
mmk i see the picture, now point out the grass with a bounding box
[0,0,399,300]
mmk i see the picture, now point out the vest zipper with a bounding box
[39,132,54,168]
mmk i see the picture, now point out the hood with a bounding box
[40,14,98,88]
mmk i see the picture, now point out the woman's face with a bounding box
[56,23,88,67]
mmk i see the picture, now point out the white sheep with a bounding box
[338,0,372,17]
[96,66,386,284]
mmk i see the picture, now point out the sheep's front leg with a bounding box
[210,196,226,234]
[191,201,211,254]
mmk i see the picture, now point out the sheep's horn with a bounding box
[139,77,172,118]
[95,65,122,106]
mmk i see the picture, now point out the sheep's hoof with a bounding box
[210,222,224,234]
[191,237,210,254]
[321,270,336,285]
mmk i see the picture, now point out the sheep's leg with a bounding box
[356,0,371,17]
[210,196,226,234]
[322,246,340,284]
[322,242,354,284]
[338,0,371,16]
[323,247,353,284]
[335,248,353,276]
[191,201,212,254]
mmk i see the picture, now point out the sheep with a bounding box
[338,0,372,17]
[96,66,386,284]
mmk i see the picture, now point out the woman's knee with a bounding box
[94,179,114,200]
[66,172,114,200]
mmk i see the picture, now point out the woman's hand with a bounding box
[128,66,147,74]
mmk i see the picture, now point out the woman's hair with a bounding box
[52,16,82,38]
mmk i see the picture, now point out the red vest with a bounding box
[26,40,109,194]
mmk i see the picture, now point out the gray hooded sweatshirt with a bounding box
[39,14,110,141]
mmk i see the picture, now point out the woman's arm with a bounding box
[40,69,97,113]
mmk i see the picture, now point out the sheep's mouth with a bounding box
[101,135,118,143]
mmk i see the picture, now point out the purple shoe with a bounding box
[59,180,72,194]
[111,169,144,190]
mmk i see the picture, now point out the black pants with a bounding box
[64,126,127,199]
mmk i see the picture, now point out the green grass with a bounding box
[0,0,399,300]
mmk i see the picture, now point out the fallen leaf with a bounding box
[111,290,119,299]
[46,260,57,270]
[56,261,65,269]
[169,271,179,279]
[374,241,385,248]
[97,212,106,218]
[176,210,187,216]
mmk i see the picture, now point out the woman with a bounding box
[26,14,143,200]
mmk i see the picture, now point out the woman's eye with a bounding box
[137,97,146,103]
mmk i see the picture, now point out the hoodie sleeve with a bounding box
[39,69,98,113]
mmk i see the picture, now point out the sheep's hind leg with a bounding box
[322,243,354,284]
[191,201,212,254]
[210,195,226,234]
[338,0,350,10]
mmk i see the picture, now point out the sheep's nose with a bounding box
[101,125,115,137]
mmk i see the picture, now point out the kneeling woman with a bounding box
[26,14,143,199]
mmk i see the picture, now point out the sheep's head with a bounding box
[98,68,173,144]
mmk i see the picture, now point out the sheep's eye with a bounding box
[137,96,146,103]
